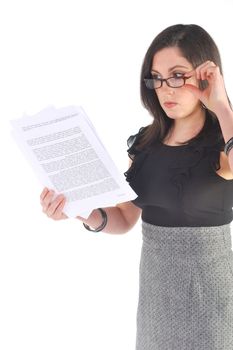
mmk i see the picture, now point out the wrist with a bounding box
[76,208,98,221]
[83,208,108,232]
[213,103,233,119]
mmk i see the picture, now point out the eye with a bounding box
[172,72,185,79]
[151,74,162,80]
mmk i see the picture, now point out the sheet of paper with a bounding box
[10,105,137,218]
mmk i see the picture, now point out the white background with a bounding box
[1,1,233,349]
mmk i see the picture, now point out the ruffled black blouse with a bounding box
[124,125,233,227]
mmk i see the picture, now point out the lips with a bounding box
[164,102,177,108]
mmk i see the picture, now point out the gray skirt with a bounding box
[136,221,233,350]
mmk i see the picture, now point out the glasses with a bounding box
[144,75,192,89]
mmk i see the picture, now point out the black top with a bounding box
[124,125,233,227]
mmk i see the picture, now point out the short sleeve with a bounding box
[126,126,147,160]
[124,126,149,183]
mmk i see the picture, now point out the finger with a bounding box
[184,61,212,78]
[41,190,55,211]
[196,61,216,80]
[46,195,65,217]
[199,65,215,80]
[186,61,211,80]
[184,68,196,78]
[184,62,207,79]
[40,187,49,201]
[206,65,220,77]
[46,195,64,217]
[51,198,67,220]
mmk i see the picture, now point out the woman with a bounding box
[40,24,233,349]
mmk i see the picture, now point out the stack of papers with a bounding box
[10,105,137,218]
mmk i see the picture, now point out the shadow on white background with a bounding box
[1,0,233,349]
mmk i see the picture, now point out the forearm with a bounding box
[76,206,131,234]
[215,104,233,172]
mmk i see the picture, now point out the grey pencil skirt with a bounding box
[136,221,233,350]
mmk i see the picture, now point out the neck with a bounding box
[165,109,206,144]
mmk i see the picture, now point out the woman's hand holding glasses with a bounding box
[183,60,230,114]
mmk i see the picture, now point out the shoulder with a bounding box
[127,126,148,148]
[126,126,149,159]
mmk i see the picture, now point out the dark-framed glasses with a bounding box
[144,75,192,89]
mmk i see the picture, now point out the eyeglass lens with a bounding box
[144,76,189,89]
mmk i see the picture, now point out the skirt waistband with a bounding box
[142,221,232,257]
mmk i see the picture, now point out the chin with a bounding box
[165,113,183,119]
[165,108,193,119]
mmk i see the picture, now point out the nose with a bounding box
[160,82,175,94]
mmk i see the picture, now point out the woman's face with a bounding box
[151,46,202,120]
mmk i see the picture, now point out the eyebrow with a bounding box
[151,65,189,73]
